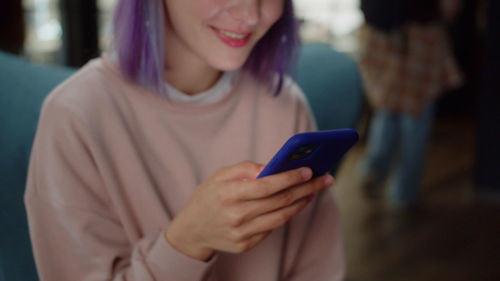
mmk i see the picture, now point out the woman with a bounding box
[24,0,345,280]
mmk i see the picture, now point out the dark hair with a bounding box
[112,0,299,96]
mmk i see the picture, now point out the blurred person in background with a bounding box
[357,0,463,208]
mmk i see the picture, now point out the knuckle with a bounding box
[216,189,232,205]
[228,211,245,227]
[214,166,230,178]
[240,160,259,171]
[237,161,251,170]
[222,194,236,206]
[230,228,246,243]
[234,242,250,253]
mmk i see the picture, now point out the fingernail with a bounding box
[324,175,334,187]
[301,168,312,180]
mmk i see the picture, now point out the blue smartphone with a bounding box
[257,129,358,178]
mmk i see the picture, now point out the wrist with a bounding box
[165,223,214,261]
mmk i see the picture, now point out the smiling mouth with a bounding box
[218,30,248,39]
[212,27,251,48]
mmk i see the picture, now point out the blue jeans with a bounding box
[361,103,436,205]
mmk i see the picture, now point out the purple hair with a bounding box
[112,0,299,96]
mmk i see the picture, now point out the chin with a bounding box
[209,52,250,71]
[212,60,246,71]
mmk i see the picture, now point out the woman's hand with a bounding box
[166,161,334,261]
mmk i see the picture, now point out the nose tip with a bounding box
[226,0,260,26]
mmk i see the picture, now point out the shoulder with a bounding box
[236,72,316,133]
[270,75,314,122]
[279,75,310,108]
[41,57,129,126]
[238,72,310,112]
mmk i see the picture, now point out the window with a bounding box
[293,0,364,53]
[23,0,62,63]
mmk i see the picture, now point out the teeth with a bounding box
[219,30,247,39]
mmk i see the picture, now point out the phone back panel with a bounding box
[258,129,358,178]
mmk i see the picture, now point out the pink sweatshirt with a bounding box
[25,57,345,281]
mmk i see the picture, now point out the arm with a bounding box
[25,94,333,280]
[25,197,216,281]
[24,99,215,281]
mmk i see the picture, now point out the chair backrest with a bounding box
[296,43,365,173]
[0,51,74,281]
[297,43,364,132]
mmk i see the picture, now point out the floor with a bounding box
[332,111,500,281]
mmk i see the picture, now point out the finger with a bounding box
[211,161,264,182]
[231,232,270,254]
[235,167,313,200]
[243,174,333,220]
[239,196,313,236]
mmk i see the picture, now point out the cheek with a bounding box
[261,0,285,28]
[192,0,228,21]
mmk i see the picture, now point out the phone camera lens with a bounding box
[289,144,318,160]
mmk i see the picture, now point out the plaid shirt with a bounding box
[359,23,462,115]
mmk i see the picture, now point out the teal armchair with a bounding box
[297,43,364,131]
[0,51,74,281]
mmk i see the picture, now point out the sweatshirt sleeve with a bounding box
[286,191,345,281]
[24,96,216,281]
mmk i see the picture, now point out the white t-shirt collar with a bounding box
[164,71,238,104]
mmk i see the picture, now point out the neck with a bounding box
[163,27,222,95]
[164,56,222,95]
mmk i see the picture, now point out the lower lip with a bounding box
[212,27,251,48]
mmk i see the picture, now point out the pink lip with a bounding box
[211,27,251,48]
